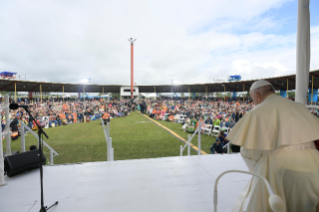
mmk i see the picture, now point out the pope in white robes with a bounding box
[228,80,319,212]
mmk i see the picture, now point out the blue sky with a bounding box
[0,0,318,85]
[196,0,318,37]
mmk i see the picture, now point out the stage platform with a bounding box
[0,154,250,212]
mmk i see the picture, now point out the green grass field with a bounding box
[3,112,215,164]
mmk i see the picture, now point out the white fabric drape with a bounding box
[295,0,310,104]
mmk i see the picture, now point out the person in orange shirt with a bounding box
[150,108,157,118]
[59,112,66,120]
[72,111,78,123]
[59,112,67,125]
[102,112,110,125]
[196,117,205,132]
[164,106,168,112]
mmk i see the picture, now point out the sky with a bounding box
[0,0,318,86]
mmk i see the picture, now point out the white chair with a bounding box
[214,170,285,212]
[221,127,230,133]
[211,125,220,137]
[177,115,185,124]
[203,124,212,135]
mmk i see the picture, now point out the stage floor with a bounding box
[0,154,250,212]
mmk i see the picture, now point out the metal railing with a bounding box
[101,119,114,161]
[0,94,11,185]
[1,95,12,156]
[306,105,319,109]
[180,120,203,156]
[222,142,231,154]
[19,122,59,165]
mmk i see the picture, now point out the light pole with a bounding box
[128,38,136,100]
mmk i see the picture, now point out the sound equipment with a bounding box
[13,104,58,211]
[4,149,46,177]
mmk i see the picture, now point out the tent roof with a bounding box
[1,69,318,93]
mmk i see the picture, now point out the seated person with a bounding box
[210,138,224,154]
[205,117,213,125]
[218,130,229,146]
[72,111,78,123]
[49,114,57,127]
[186,116,197,133]
[219,118,229,128]
[213,117,221,126]
[149,109,156,118]
[182,117,190,131]
[77,111,84,123]
[228,117,236,128]
[56,113,62,126]
[168,115,174,122]
[218,130,240,153]
[59,112,67,125]
[66,112,73,123]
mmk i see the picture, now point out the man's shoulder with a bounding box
[253,94,301,115]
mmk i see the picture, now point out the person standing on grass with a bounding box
[10,114,19,140]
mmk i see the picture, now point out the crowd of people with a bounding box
[139,98,255,154]
[2,99,134,140]
[141,97,319,154]
[2,96,319,154]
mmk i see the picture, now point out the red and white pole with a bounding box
[128,38,136,100]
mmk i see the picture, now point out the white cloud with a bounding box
[231,59,289,79]
[0,0,317,88]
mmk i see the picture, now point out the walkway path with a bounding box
[138,112,207,155]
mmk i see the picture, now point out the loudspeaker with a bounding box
[4,149,46,177]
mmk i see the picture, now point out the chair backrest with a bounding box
[205,124,212,129]
[223,127,230,133]
[213,125,220,131]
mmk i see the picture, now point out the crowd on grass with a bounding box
[1,99,134,140]
[2,96,319,153]
[139,98,255,154]
[140,98,319,154]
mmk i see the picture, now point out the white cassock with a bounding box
[227,94,319,212]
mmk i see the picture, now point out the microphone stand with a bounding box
[24,106,58,212]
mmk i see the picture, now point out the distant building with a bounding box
[0,71,17,79]
[227,75,241,82]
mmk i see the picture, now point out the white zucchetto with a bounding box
[249,80,272,92]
